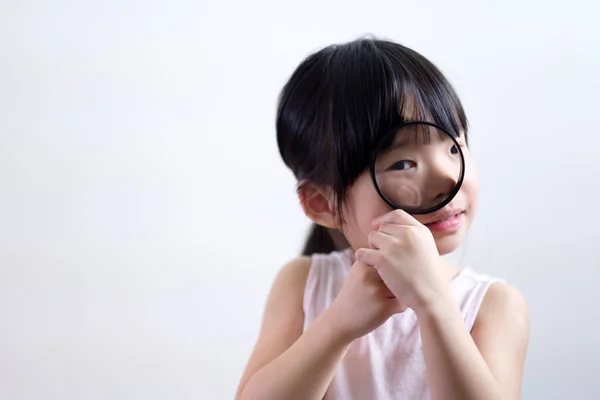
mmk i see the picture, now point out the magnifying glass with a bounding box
[370,121,466,215]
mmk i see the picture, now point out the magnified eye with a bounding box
[450,144,459,155]
[389,160,416,171]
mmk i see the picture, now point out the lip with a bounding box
[423,208,465,226]
[424,210,464,233]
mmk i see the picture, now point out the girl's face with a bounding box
[340,135,478,256]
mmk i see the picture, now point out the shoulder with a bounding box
[256,256,313,342]
[479,282,529,325]
[256,256,314,338]
[472,281,530,346]
[266,256,313,307]
[457,268,528,320]
[273,255,313,287]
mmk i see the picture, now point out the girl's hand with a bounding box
[355,209,450,313]
[326,260,405,342]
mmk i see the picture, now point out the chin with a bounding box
[432,230,467,255]
[435,241,461,255]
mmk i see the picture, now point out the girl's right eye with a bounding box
[388,160,415,171]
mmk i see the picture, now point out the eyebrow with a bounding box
[389,133,416,150]
[387,128,428,150]
[387,128,464,151]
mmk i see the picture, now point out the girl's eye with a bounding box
[450,144,459,155]
[389,160,415,171]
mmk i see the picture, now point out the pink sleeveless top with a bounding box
[302,248,502,400]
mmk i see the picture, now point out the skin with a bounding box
[235,133,530,400]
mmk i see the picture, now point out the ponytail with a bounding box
[301,223,349,256]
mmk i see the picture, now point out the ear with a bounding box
[297,181,341,229]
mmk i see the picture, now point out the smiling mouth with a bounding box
[425,211,464,226]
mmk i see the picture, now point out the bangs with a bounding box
[327,39,468,190]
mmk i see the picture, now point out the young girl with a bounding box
[235,37,530,400]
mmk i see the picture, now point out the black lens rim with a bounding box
[369,120,466,215]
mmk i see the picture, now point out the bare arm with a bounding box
[235,257,351,400]
[417,282,530,400]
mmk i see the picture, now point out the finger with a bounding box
[355,247,382,267]
[356,255,396,297]
[350,259,372,272]
[377,222,412,237]
[367,230,393,250]
[378,279,397,298]
[372,209,421,228]
[355,253,398,299]
[351,260,382,281]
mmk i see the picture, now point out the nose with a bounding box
[424,151,462,205]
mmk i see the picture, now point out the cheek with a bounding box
[461,155,479,215]
[340,177,391,249]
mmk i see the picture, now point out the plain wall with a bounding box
[1,0,598,399]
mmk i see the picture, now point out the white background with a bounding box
[1,1,598,399]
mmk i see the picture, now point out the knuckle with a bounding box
[407,227,420,241]
[413,225,425,236]
[397,225,411,237]
[392,209,404,218]
[381,251,393,264]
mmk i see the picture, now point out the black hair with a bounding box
[276,37,468,256]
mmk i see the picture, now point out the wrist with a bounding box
[319,306,357,346]
[412,287,458,319]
